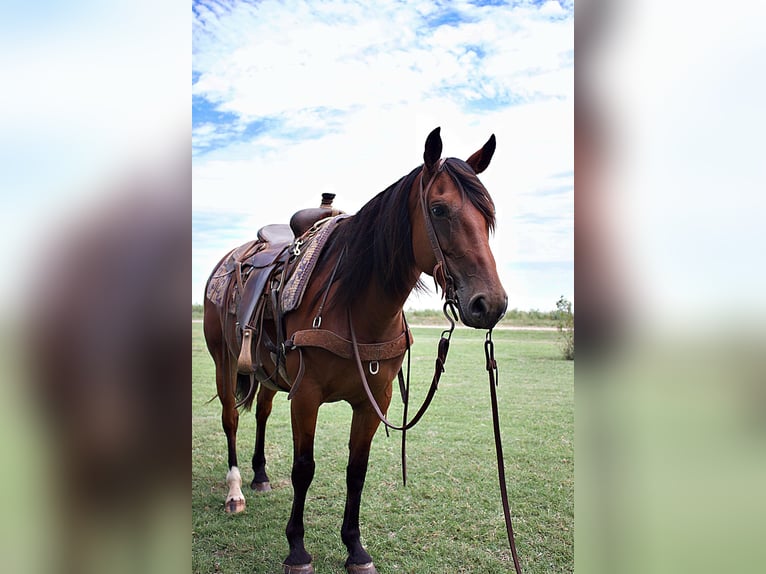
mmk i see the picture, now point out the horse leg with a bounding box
[283,394,319,572]
[251,384,277,491]
[341,406,385,574]
[219,357,245,513]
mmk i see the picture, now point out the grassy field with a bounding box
[192,322,573,573]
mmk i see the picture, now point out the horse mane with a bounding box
[319,158,495,311]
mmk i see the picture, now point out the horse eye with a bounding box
[430,204,448,218]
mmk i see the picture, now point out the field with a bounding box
[192,321,573,573]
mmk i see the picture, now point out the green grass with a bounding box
[192,323,573,573]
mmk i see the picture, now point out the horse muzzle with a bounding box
[457,288,508,330]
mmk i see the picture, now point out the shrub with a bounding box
[556,296,574,360]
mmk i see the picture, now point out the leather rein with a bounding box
[348,162,523,573]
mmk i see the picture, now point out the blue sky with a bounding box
[192,0,573,311]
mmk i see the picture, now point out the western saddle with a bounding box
[207,193,413,400]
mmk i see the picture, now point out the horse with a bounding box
[202,127,508,573]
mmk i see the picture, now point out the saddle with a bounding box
[206,195,346,390]
[207,192,414,399]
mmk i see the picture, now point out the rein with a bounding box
[485,331,523,574]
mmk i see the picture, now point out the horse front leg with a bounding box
[284,394,319,573]
[341,405,385,574]
[251,383,277,491]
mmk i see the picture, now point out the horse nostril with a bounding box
[469,294,489,319]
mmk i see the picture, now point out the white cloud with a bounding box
[539,1,568,17]
[193,0,572,125]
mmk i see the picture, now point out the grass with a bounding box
[192,322,573,573]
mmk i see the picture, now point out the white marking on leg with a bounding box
[226,466,245,509]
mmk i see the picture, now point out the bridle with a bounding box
[349,159,523,573]
[418,158,458,305]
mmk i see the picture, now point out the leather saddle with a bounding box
[207,194,345,386]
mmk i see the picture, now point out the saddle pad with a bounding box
[281,214,349,313]
[205,248,236,307]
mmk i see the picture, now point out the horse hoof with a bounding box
[251,481,271,492]
[224,498,245,513]
[283,563,314,574]
[346,563,377,574]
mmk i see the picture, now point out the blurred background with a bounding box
[576,0,766,572]
[0,0,764,572]
[0,1,189,573]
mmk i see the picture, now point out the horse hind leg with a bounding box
[251,383,276,492]
[220,358,246,513]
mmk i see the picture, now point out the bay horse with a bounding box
[203,127,508,573]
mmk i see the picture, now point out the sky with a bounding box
[192,0,573,311]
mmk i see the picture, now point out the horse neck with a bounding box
[350,273,419,338]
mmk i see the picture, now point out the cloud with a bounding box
[192,0,572,147]
[192,0,573,309]
[539,0,569,17]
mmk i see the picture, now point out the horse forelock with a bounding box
[442,158,496,233]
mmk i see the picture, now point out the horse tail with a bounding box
[235,373,257,411]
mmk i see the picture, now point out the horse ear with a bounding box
[466,134,496,174]
[423,127,442,174]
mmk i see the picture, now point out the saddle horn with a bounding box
[289,193,344,237]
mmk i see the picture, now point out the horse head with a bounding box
[412,127,508,329]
